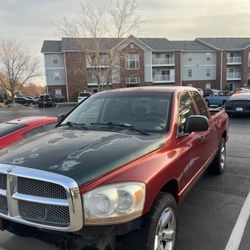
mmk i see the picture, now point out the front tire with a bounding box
[122,192,178,250]
[209,137,226,175]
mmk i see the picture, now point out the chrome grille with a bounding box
[0,164,83,232]
[0,174,7,190]
[17,177,67,199]
[0,195,8,215]
[18,200,70,227]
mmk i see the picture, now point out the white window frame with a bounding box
[206,68,211,77]
[55,88,62,97]
[125,54,140,70]
[54,72,60,81]
[126,77,140,84]
[188,69,192,77]
[248,52,250,66]
[205,83,211,89]
[52,54,59,64]
[206,53,211,62]
[187,54,192,62]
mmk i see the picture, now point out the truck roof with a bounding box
[101,86,197,94]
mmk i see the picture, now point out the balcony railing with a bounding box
[153,75,174,82]
[226,72,241,80]
[152,58,174,65]
[86,58,110,68]
[227,57,242,64]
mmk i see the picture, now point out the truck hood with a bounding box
[0,128,166,186]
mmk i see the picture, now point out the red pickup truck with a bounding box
[0,87,228,250]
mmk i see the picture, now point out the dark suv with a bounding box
[38,94,56,108]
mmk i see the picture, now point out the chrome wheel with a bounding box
[154,207,176,250]
[220,142,226,170]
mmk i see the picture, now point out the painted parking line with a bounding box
[225,192,250,250]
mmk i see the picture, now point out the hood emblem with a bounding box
[7,167,13,173]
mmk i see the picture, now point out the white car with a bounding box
[78,92,91,103]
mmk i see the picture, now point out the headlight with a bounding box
[83,182,146,225]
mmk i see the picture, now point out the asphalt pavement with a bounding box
[0,106,249,250]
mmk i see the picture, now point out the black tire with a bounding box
[209,137,226,175]
[121,192,178,250]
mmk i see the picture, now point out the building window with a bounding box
[55,89,62,97]
[125,54,140,70]
[206,83,211,89]
[206,53,211,62]
[187,54,192,62]
[126,77,140,84]
[187,83,193,87]
[188,69,192,77]
[206,68,211,77]
[54,72,60,81]
[52,55,59,64]
[248,52,250,66]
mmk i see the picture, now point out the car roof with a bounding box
[6,116,57,126]
[230,93,250,100]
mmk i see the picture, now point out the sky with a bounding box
[1,0,250,84]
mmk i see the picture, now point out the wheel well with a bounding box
[160,179,179,203]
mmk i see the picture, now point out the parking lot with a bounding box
[0,106,249,250]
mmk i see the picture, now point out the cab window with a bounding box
[178,92,196,135]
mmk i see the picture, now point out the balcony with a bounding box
[152,57,175,66]
[152,74,174,83]
[227,57,242,65]
[226,72,241,80]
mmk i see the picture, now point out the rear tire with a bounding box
[121,192,178,250]
[209,138,226,175]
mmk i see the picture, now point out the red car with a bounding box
[0,116,58,149]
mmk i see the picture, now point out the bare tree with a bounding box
[0,39,40,101]
[57,0,146,92]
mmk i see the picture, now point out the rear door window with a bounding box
[178,92,197,135]
[190,91,209,118]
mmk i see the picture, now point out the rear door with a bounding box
[176,91,206,190]
[190,90,216,168]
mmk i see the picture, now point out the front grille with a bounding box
[18,200,70,227]
[0,196,8,215]
[226,100,250,107]
[0,174,7,190]
[0,165,83,232]
[17,177,67,199]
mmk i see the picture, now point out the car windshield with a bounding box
[62,91,172,133]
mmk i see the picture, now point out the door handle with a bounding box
[199,135,206,142]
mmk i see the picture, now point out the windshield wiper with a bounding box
[59,121,90,130]
[91,122,150,135]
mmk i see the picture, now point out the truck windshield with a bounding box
[62,91,172,133]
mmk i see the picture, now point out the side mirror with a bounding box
[184,115,208,133]
[57,113,66,123]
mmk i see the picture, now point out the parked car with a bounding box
[203,88,220,97]
[0,116,58,149]
[38,94,56,108]
[233,87,250,94]
[0,87,228,250]
[224,93,250,116]
[204,91,231,106]
[14,97,33,105]
[196,88,204,96]
[78,91,91,103]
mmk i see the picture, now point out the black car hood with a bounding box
[0,128,166,186]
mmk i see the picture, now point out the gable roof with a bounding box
[41,40,62,53]
[197,37,250,50]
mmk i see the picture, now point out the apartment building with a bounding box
[41,36,250,101]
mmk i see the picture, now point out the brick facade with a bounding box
[119,42,145,88]
[174,52,181,86]
[65,52,87,101]
[182,80,218,89]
